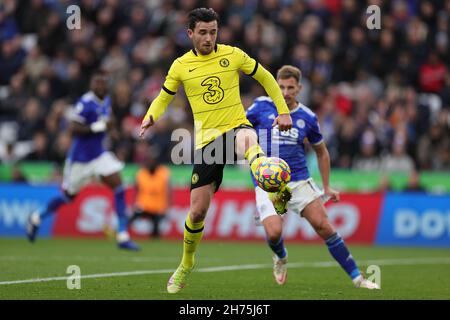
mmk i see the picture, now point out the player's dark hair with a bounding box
[277,65,302,83]
[187,8,219,30]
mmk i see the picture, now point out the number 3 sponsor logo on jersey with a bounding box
[201,76,224,104]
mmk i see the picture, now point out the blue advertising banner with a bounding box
[376,193,450,247]
[0,184,58,237]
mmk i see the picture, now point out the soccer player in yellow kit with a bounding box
[139,8,292,294]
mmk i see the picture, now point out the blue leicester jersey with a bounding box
[246,96,323,184]
[68,91,111,162]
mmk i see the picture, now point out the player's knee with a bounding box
[266,230,282,243]
[314,219,335,240]
[190,206,208,222]
[236,129,258,153]
[237,128,257,140]
[264,221,282,242]
[190,189,212,222]
[243,130,258,144]
[190,211,207,223]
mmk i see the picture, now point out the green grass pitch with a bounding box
[0,238,449,300]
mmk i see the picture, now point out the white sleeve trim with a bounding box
[312,139,324,146]
[70,115,86,123]
[67,107,86,123]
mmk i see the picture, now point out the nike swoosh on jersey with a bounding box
[189,68,198,72]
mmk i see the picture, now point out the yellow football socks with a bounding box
[245,144,267,175]
[181,213,205,269]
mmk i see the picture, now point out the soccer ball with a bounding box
[254,157,291,192]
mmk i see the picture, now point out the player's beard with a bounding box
[285,97,296,110]
[199,43,213,55]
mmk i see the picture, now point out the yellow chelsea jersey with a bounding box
[144,44,290,149]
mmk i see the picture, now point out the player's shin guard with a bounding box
[326,233,361,280]
[114,186,128,234]
[40,194,71,219]
[267,237,287,259]
[181,213,204,269]
[245,144,267,175]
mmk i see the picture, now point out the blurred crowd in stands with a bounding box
[0,0,449,174]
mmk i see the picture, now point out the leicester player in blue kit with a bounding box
[246,65,379,289]
[26,71,140,251]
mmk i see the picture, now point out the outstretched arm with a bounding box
[237,47,292,131]
[140,61,181,138]
[251,65,292,131]
[140,88,175,137]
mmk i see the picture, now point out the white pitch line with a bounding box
[0,269,175,285]
[0,256,197,263]
[1,257,450,286]
[196,257,450,272]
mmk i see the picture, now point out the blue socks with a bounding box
[267,233,361,280]
[40,194,71,219]
[267,237,287,259]
[326,233,361,280]
[114,186,128,233]
[39,187,128,234]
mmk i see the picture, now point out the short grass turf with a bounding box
[0,238,449,300]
